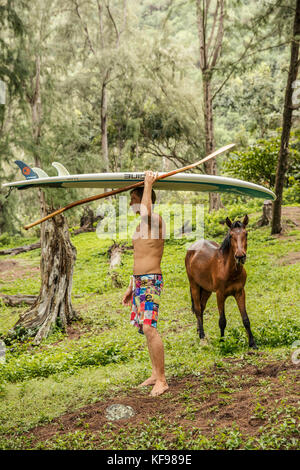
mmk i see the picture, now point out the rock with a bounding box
[105,404,135,421]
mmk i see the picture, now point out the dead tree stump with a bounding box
[257,200,273,227]
[108,242,125,288]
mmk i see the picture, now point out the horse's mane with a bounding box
[220,220,244,254]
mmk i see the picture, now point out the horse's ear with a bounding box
[243,214,249,227]
[225,217,232,228]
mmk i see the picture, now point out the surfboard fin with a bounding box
[52,162,70,176]
[32,167,49,178]
[14,161,39,180]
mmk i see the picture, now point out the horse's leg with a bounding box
[200,289,212,342]
[190,283,205,340]
[216,291,226,340]
[235,289,257,349]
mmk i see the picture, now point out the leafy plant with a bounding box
[223,132,300,189]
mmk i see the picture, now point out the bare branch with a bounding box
[96,0,104,49]
[104,0,120,47]
[73,0,96,55]
[209,0,224,68]
[212,39,291,100]
[206,0,219,53]
[196,0,206,70]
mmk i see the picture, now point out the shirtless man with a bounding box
[122,170,169,397]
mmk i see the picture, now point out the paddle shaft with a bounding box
[23,143,235,230]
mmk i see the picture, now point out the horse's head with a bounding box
[225,215,249,265]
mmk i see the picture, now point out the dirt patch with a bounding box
[274,207,300,238]
[0,260,39,282]
[253,361,289,377]
[278,251,300,266]
[27,358,299,448]
[282,206,300,225]
[51,324,92,344]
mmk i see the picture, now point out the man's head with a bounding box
[130,187,156,214]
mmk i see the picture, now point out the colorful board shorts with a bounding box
[130,274,164,335]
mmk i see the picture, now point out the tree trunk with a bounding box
[13,211,78,345]
[196,0,224,212]
[271,0,300,234]
[101,79,109,172]
[203,77,221,211]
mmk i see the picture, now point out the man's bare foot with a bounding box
[150,380,169,397]
[138,377,157,387]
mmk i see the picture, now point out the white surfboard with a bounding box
[2,170,276,200]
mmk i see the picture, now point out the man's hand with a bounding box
[144,170,158,186]
[122,287,133,306]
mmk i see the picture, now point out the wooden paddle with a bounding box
[24,143,235,230]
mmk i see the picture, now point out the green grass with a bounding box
[0,202,299,449]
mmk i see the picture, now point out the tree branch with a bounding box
[209,0,224,68]
[73,0,96,55]
[196,0,206,70]
[206,0,219,53]
[212,39,290,101]
[105,0,120,47]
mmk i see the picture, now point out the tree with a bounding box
[195,0,225,211]
[271,0,300,234]
[9,0,78,344]
[0,0,27,234]
[14,212,77,344]
[193,0,297,210]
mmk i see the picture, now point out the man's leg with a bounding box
[142,324,168,396]
[138,337,157,387]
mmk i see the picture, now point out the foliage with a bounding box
[223,133,300,188]
[223,132,300,188]
[283,177,300,204]
[0,337,136,383]
[0,0,26,99]
[212,318,300,356]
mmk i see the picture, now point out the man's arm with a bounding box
[122,276,133,306]
[140,170,158,223]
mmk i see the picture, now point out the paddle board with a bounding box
[2,161,276,200]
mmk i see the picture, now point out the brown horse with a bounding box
[185,215,257,348]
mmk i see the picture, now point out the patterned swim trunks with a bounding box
[130,274,164,335]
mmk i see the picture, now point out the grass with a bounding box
[0,202,299,449]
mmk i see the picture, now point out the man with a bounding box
[122,170,168,397]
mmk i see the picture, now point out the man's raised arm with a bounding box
[140,170,158,221]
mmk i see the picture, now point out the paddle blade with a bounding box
[189,143,236,169]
